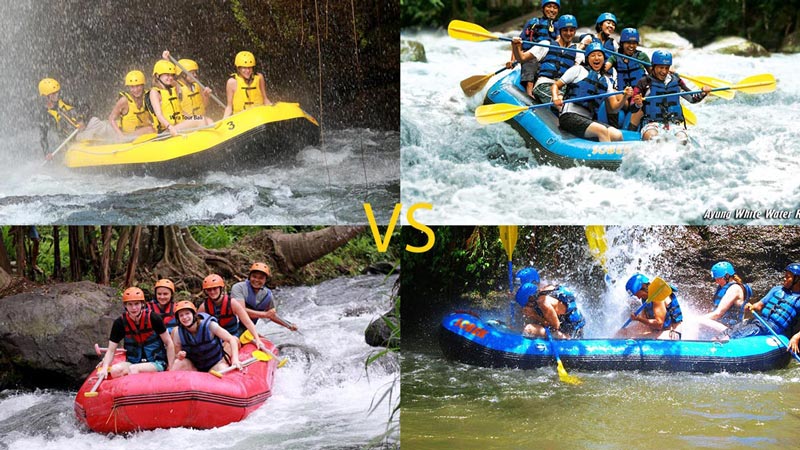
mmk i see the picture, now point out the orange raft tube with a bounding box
[73,337,279,433]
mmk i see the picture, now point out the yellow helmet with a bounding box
[153,60,177,76]
[176,59,198,75]
[38,78,61,96]
[125,70,146,86]
[235,51,256,68]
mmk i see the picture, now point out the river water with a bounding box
[0,274,399,450]
[401,30,800,225]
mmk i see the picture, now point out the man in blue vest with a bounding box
[231,262,298,335]
[724,264,800,340]
[507,0,560,97]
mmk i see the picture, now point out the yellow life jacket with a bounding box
[118,91,152,133]
[177,80,205,117]
[47,99,81,131]
[231,73,265,113]
[153,86,184,131]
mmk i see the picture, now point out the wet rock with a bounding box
[638,27,694,50]
[401,40,427,63]
[780,31,800,53]
[365,308,399,348]
[0,281,117,389]
[702,37,770,57]
[363,262,399,275]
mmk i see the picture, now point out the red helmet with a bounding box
[154,278,175,293]
[122,287,145,303]
[203,274,225,290]
[249,262,271,277]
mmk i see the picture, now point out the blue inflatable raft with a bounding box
[440,311,792,373]
[484,69,645,170]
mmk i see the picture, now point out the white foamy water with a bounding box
[401,30,800,225]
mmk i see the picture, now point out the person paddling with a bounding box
[516,278,586,340]
[511,14,583,104]
[231,262,298,334]
[617,273,683,340]
[175,58,211,119]
[148,57,212,138]
[552,42,632,142]
[108,70,156,141]
[38,78,110,159]
[149,278,178,334]
[98,287,175,379]
[629,50,711,144]
[171,301,242,373]
[507,0,560,98]
[223,51,273,118]
[605,28,649,128]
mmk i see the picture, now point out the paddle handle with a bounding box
[166,53,226,109]
[642,80,773,102]
[94,343,127,356]
[496,61,517,75]
[507,35,651,68]
[42,128,80,165]
[752,311,800,363]
[210,355,259,378]
[621,302,647,329]
[84,370,105,397]
[532,89,626,112]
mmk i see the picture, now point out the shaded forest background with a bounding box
[401,0,800,51]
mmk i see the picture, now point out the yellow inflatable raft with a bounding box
[64,102,319,176]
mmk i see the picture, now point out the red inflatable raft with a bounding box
[73,338,279,433]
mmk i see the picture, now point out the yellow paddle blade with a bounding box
[557,360,582,385]
[681,104,697,126]
[647,277,672,303]
[131,133,159,144]
[252,350,272,362]
[239,329,255,344]
[475,103,529,125]
[277,358,288,368]
[498,226,518,261]
[460,73,494,97]
[584,226,608,269]
[681,74,735,100]
[730,73,776,94]
[447,20,497,42]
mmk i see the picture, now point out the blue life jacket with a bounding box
[149,300,177,333]
[564,68,609,116]
[122,309,166,364]
[644,287,683,330]
[538,44,579,80]
[613,51,647,88]
[244,280,274,325]
[203,294,240,337]
[520,17,556,51]
[536,286,585,337]
[178,313,225,372]
[761,286,800,335]
[713,282,752,327]
[641,75,684,125]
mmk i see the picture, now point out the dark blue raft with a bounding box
[440,311,792,373]
[484,69,645,170]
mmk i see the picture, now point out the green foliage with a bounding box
[303,228,401,284]
[189,226,265,249]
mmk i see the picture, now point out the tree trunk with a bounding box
[99,226,112,285]
[0,266,10,292]
[68,226,81,281]
[113,226,131,277]
[124,226,142,287]
[13,227,26,278]
[86,226,101,282]
[0,228,11,273]
[53,226,61,281]
[270,226,366,272]
[152,226,242,290]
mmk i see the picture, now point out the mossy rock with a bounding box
[401,39,427,63]
[702,36,770,57]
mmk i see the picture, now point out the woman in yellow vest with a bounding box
[109,70,156,140]
[175,58,210,119]
[149,59,211,137]
[223,51,273,118]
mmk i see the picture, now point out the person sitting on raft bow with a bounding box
[171,300,242,373]
[511,14,583,104]
[108,70,156,141]
[223,51,273,118]
[617,273,684,340]
[516,275,586,340]
[98,287,175,379]
[231,262,298,334]
[721,263,800,341]
[629,50,711,144]
[551,42,632,142]
[507,0,561,98]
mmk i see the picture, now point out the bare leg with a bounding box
[584,122,611,142]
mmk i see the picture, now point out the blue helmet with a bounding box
[651,50,673,66]
[541,0,560,8]
[516,267,540,286]
[595,12,617,26]
[625,273,649,296]
[556,14,578,31]
[515,282,539,307]
[711,261,735,279]
[786,263,800,276]
[585,42,606,58]
[620,28,640,43]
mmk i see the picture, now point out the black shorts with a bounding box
[558,112,594,138]
[520,59,538,83]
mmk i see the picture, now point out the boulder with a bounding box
[702,36,770,57]
[401,39,427,63]
[0,281,118,389]
[365,308,399,348]
[638,27,694,50]
[780,30,800,53]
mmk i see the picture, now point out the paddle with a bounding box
[83,367,108,398]
[642,74,776,102]
[166,52,226,109]
[751,311,800,363]
[621,277,673,329]
[239,330,288,368]
[41,128,80,165]
[584,226,614,285]
[681,104,697,126]
[476,89,627,124]
[499,226,519,324]
[681,74,736,100]
[273,313,301,333]
[448,20,651,70]
[544,327,581,385]
[94,343,127,356]
[460,62,517,97]
[209,350,272,378]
